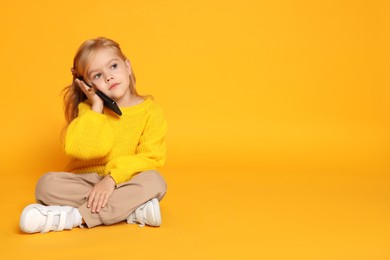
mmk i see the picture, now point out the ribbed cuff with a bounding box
[110,168,134,185]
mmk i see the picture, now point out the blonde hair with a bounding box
[62,37,141,124]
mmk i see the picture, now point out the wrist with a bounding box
[92,103,104,114]
[105,175,116,186]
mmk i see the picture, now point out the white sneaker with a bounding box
[20,204,82,234]
[127,198,162,227]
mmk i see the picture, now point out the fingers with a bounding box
[92,193,101,213]
[86,176,116,213]
[75,79,104,113]
[87,190,95,209]
[102,195,109,208]
[87,191,109,213]
[75,78,95,96]
[95,193,106,213]
[88,192,101,213]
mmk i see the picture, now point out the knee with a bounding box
[143,170,167,198]
[35,172,62,204]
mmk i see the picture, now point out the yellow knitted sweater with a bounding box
[64,98,167,184]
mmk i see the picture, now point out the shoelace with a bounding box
[41,210,67,233]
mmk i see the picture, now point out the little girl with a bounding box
[19,37,167,233]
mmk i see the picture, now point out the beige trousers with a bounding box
[35,170,167,228]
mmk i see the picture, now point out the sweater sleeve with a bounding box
[104,106,167,184]
[64,102,114,160]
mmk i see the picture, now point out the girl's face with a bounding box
[87,48,132,105]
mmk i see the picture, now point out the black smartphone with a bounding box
[77,77,122,116]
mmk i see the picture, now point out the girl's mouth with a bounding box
[109,83,119,90]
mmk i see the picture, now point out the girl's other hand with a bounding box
[87,175,116,213]
[75,78,104,114]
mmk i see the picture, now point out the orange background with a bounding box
[0,0,389,259]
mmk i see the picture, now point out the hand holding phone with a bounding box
[77,77,122,116]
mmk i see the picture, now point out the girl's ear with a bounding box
[125,60,132,75]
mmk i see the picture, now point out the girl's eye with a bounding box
[94,73,102,79]
[111,63,118,69]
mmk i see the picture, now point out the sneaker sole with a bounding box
[151,198,162,226]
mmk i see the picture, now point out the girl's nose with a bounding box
[106,75,114,82]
